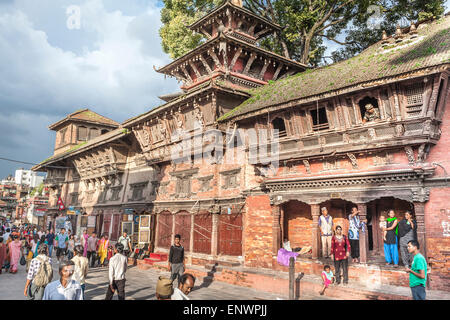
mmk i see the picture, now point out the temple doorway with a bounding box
[281,200,311,252]
[367,197,415,259]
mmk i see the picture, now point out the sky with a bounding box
[0,0,449,179]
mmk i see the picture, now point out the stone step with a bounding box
[150,253,168,261]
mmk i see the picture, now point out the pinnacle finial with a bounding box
[231,0,243,7]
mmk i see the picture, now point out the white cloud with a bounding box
[0,0,179,177]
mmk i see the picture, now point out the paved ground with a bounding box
[0,255,330,300]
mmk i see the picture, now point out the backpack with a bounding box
[33,256,53,287]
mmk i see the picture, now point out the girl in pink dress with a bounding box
[8,236,22,274]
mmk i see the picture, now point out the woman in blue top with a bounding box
[34,235,48,258]
[348,207,364,263]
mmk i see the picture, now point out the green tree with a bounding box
[331,0,446,63]
[159,0,446,66]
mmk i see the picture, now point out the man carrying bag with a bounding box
[23,243,53,300]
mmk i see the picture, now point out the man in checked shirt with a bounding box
[23,243,53,300]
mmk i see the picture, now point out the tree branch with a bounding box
[319,33,356,45]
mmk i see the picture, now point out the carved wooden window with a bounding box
[110,186,122,201]
[221,169,241,189]
[176,178,191,197]
[77,126,88,141]
[86,191,94,202]
[59,128,68,146]
[129,182,147,201]
[310,107,329,131]
[198,176,214,192]
[346,98,357,125]
[98,187,108,203]
[271,117,287,138]
[70,192,79,205]
[89,128,100,140]
[404,82,424,118]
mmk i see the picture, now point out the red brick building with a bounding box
[33,1,450,295]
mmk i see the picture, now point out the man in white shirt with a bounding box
[42,260,83,300]
[118,231,132,257]
[318,207,333,259]
[171,273,195,300]
[105,243,128,300]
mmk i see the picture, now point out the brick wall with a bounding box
[282,200,312,249]
[244,195,273,268]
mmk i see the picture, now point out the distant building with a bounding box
[15,169,44,188]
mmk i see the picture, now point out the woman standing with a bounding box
[398,211,417,268]
[97,234,109,267]
[34,235,48,258]
[81,229,89,257]
[0,237,6,274]
[348,207,364,263]
[8,235,23,273]
[67,235,75,260]
[383,209,399,267]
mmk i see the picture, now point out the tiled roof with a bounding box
[219,15,450,121]
[48,109,119,130]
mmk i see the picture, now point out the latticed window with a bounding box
[404,83,424,117]
[110,186,122,201]
[70,192,79,205]
[78,126,88,141]
[310,107,329,131]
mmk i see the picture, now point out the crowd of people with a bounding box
[0,222,196,301]
[315,206,427,300]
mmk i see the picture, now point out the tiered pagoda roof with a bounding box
[156,0,306,91]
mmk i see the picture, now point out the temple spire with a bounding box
[231,0,243,7]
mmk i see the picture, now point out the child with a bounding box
[320,265,335,295]
[379,215,387,241]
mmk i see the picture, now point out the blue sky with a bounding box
[0,0,449,179]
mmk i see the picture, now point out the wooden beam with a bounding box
[199,27,211,39]
[229,47,243,71]
[258,60,269,80]
[272,63,284,81]
[210,51,222,70]
[248,23,257,36]
[188,61,202,79]
[254,28,270,38]
[199,55,212,74]
[180,65,193,83]
[243,53,257,75]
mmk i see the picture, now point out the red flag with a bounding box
[57,197,65,211]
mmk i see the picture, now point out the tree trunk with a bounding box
[301,34,312,65]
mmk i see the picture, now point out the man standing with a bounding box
[105,243,128,300]
[318,207,333,259]
[37,228,45,239]
[42,260,83,300]
[168,234,185,286]
[71,245,89,297]
[118,231,132,257]
[23,243,53,300]
[398,211,416,268]
[87,232,99,268]
[406,240,427,300]
[55,228,69,263]
[46,228,55,257]
[348,207,364,263]
[171,273,195,300]
[331,225,351,285]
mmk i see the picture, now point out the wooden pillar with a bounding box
[171,213,176,246]
[272,205,281,256]
[369,202,380,255]
[414,202,427,257]
[190,213,194,253]
[357,203,369,264]
[311,204,320,259]
[211,213,219,256]
[154,213,160,249]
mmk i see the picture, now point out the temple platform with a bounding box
[136,252,450,300]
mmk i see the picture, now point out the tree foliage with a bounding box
[159,0,446,66]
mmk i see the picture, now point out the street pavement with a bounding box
[0,254,331,300]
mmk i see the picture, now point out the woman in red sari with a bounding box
[8,235,23,273]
